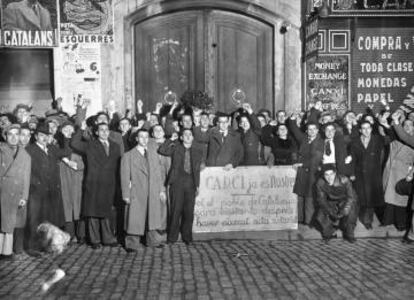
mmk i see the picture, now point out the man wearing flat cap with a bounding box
[315,163,357,243]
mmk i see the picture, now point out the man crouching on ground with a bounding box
[315,164,357,243]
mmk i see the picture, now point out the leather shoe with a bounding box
[184,241,193,246]
[0,254,14,261]
[91,243,101,249]
[104,242,119,247]
[154,244,165,249]
[344,236,356,243]
[125,247,137,253]
[323,234,337,244]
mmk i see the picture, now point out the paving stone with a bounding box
[0,239,413,299]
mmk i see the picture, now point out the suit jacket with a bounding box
[3,0,53,31]
[322,134,349,176]
[0,144,31,232]
[206,128,243,167]
[350,135,385,207]
[71,130,121,218]
[120,140,166,235]
[158,140,204,189]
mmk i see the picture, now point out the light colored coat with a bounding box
[383,140,414,207]
[121,140,166,235]
[3,0,53,31]
[0,143,31,233]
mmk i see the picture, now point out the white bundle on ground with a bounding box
[41,269,66,292]
[36,222,71,293]
[37,222,70,255]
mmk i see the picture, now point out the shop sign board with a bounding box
[352,27,414,113]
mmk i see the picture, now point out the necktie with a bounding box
[143,148,148,159]
[33,4,39,17]
[103,141,109,156]
[184,148,191,174]
[325,140,331,156]
[221,132,225,143]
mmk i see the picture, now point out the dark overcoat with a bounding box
[289,119,324,197]
[60,152,85,222]
[0,144,31,232]
[71,130,121,218]
[25,143,69,233]
[238,114,263,166]
[350,135,385,207]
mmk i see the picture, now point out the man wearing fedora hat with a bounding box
[0,124,31,259]
[25,123,71,253]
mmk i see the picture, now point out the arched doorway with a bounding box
[134,9,274,113]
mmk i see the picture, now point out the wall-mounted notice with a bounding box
[59,0,113,44]
[305,54,349,112]
[304,16,319,60]
[352,28,414,113]
[58,43,102,116]
[1,0,59,47]
[193,166,298,233]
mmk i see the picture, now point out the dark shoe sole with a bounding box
[91,244,102,249]
[402,237,414,244]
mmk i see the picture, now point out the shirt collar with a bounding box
[36,142,47,152]
[137,145,147,154]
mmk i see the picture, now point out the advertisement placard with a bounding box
[59,0,113,44]
[352,28,414,113]
[305,54,350,112]
[1,0,59,47]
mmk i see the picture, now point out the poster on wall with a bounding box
[1,0,59,47]
[59,0,113,44]
[352,27,414,113]
[305,54,350,113]
[58,43,102,116]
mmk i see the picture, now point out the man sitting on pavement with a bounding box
[315,163,357,243]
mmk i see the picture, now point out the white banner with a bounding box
[194,166,298,233]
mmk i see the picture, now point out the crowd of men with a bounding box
[0,96,413,260]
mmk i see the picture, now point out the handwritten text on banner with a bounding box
[193,166,298,233]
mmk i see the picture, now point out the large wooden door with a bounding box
[134,10,273,113]
[135,11,204,110]
[206,11,273,113]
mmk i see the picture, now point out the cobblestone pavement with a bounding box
[0,238,413,299]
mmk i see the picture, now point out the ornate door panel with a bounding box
[134,11,204,110]
[207,11,273,113]
[134,10,273,113]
